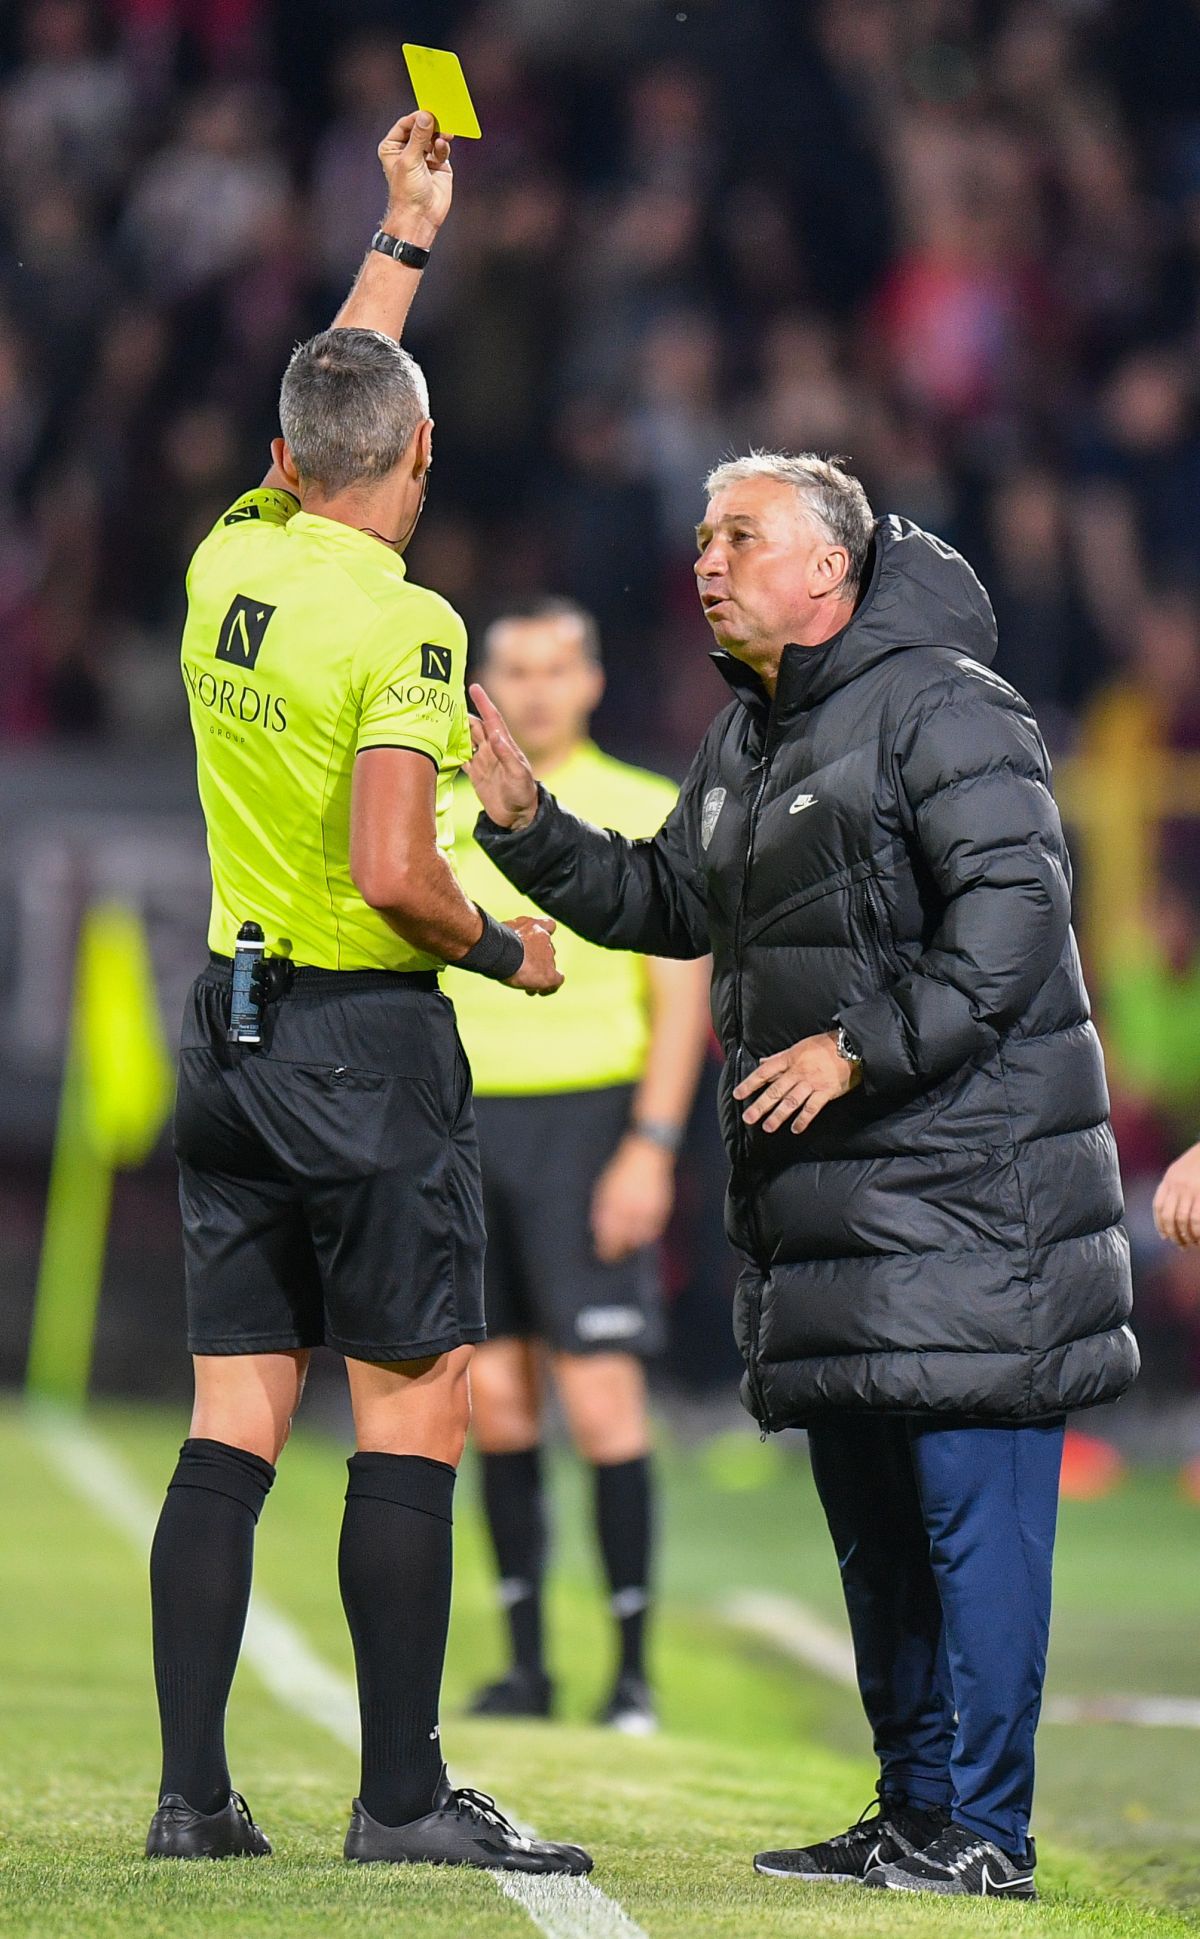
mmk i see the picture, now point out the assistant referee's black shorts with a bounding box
[174,958,486,1362]
[474,1086,664,1359]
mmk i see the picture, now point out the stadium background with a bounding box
[1,2,1198,1933]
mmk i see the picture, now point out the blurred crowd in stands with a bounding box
[3,0,1200,1395]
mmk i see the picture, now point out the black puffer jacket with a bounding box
[478,516,1138,1427]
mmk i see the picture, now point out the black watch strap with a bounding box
[371,228,432,270]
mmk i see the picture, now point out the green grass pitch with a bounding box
[0,1398,1196,1937]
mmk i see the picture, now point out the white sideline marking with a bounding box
[723,1587,1200,1729]
[1043,1696,1200,1729]
[30,1409,648,1939]
[723,1590,858,1687]
[495,1875,646,1939]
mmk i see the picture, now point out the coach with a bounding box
[468,453,1138,1899]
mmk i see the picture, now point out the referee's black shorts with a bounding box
[474,1086,664,1359]
[174,957,486,1362]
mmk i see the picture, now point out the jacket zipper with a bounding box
[859,874,892,981]
[733,738,777,1433]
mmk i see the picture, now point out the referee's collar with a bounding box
[286,509,408,573]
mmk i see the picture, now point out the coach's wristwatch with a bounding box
[835,1025,863,1068]
[371,228,432,270]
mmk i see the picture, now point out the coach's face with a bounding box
[481,617,604,764]
[695,477,849,656]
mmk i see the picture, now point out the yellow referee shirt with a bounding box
[446,741,678,1094]
[181,488,473,972]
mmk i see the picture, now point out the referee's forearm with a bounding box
[366,853,486,965]
[332,212,437,341]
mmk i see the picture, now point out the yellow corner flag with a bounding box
[75,903,174,1167]
[26,904,174,1407]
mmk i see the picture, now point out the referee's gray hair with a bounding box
[279,327,430,494]
[703,451,875,592]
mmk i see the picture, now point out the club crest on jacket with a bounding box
[701,786,726,850]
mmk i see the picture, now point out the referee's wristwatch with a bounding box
[371,228,432,270]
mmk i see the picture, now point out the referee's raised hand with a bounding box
[378,110,454,245]
[467,685,541,830]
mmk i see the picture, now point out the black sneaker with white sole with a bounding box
[754,1790,950,1883]
[864,1822,1037,1898]
[345,1770,592,1874]
[598,1673,658,1736]
[467,1667,553,1718]
[145,1789,271,1859]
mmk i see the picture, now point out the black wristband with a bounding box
[456,909,524,982]
[371,228,432,270]
[631,1117,683,1157]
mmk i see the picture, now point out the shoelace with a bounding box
[913,1826,987,1875]
[453,1787,522,1837]
[230,1791,256,1827]
[828,1788,891,1850]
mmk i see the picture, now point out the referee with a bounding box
[145,110,590,1876]
[444,602,710,1733]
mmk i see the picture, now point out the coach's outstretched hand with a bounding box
[466,685,541,830]
[504,916,563,997]
[379,110,454,243]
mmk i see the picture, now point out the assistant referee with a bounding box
[445,601,710,1734]
[145,110,589,1876]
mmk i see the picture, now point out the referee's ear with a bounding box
[412,417,434,478]
[270,438,302,495]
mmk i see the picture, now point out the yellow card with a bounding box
[402,44,482,139]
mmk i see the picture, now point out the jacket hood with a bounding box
[713,515,998,726]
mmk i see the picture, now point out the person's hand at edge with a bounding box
[1153,1140,1200,1247]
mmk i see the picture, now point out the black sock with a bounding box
[338,1451,455,1828]
[480,1448,547,1678]
[593,1455,652,1682]
[150,1437,275,1814]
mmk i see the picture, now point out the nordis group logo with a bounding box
[183,661,288,734]
[384,641,457,716]
[385,679,457,717]
[183,591,287,734]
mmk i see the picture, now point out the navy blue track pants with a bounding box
[806,1415,1065,1857]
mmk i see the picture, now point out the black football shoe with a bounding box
[467,1668,554,1718]
[145,1789,271,1859]
[864,1822,1037,1898]
[345,1770,592,1874]
[754,1790,951,1883]
[597,1673,658,1736]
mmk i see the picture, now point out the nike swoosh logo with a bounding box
[980,1865,1034,1894]
[789,794,817,815]
[864,1841,885,1872]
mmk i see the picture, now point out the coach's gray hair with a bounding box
[703,451,875,592]
[279,327,430,494]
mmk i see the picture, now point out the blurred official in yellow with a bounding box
[446,602,711,1732]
